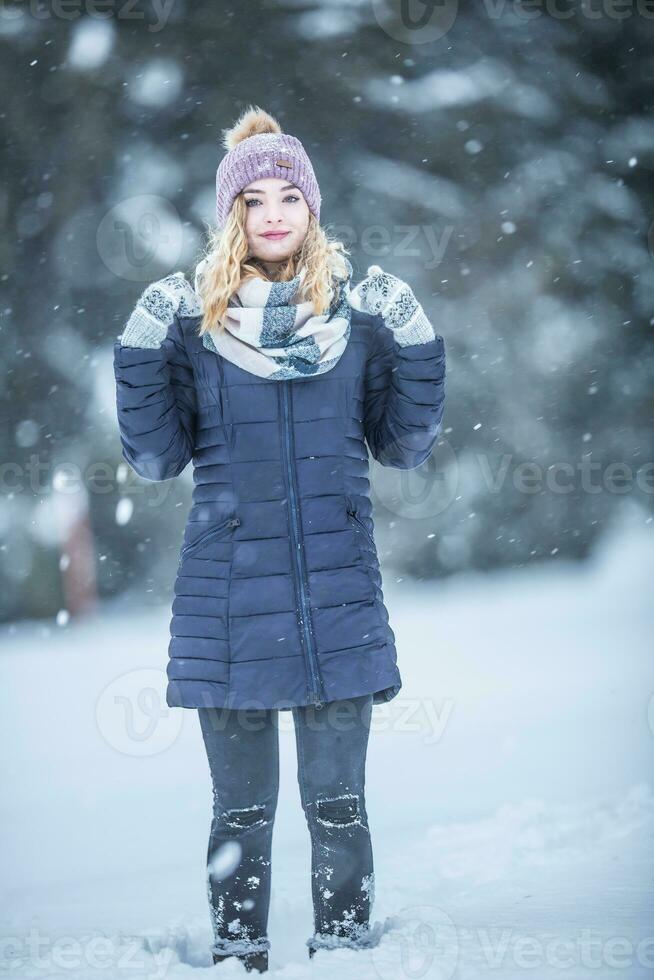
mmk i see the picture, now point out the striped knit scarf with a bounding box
[195,257,353,380]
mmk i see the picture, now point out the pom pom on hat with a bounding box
[221,106,282,151]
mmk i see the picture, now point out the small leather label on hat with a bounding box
[276,158,293,168]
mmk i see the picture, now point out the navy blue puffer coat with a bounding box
[113,287,446,710]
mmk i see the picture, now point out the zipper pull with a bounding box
[228,517,241,526]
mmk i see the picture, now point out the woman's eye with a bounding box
[245,195,300,207]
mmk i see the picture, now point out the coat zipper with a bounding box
[347,509,375,549]
[179,517,240,564]
[280,382,326,709]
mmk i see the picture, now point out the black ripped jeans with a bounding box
[197,693,377,959]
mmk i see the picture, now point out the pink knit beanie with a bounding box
[215,106,321,229]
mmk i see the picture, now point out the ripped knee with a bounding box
[222,802,268,833]
[315,793,362,827]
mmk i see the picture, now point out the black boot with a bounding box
[212,949,268,973]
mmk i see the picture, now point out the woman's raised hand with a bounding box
[346,264,436,347]
[119,271,197,349]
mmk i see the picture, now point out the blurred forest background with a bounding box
[1,0,653,624]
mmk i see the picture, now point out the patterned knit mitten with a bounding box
[346,264,436,347]
[118,271,202,348]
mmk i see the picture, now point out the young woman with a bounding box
[113,105,446,972]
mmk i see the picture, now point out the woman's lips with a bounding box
[262,232,290,240]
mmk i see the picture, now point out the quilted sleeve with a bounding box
[113,312,197,482]
[363,314,446,470]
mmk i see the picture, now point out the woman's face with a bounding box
[241,177,310,266]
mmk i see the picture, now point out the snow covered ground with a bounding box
[2,520,653,978]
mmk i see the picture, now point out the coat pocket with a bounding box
[346,506,376,551]
[178,516,240,565]
[345,503,385,618]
